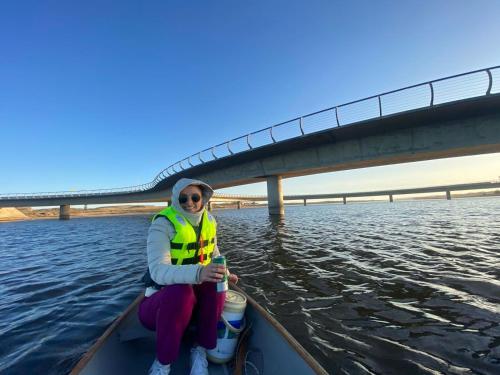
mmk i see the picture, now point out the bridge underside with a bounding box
[3,95,500,209]
[194,95,500,189]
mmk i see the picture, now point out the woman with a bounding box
[138,178,238,375]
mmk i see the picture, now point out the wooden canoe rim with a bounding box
[70,285,329,375]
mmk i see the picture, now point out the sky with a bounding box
[1,0,500,197]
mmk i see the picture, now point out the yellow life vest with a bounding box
[152,206,216,266]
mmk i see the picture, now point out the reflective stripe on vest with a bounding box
[152,206,216,266]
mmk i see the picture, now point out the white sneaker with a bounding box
[148,358,171,375]
[190,346,209,375]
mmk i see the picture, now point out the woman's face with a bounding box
[179,185,203,213]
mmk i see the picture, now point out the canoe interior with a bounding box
[72,286,328,375]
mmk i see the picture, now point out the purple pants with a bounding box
[138,283,226,365]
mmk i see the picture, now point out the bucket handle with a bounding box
[222,315,245,334]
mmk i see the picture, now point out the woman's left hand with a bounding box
[228,273,239,284]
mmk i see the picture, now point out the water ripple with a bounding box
[0,199,499,374]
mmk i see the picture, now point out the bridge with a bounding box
[211,181,500,208]
[1,66,500,217]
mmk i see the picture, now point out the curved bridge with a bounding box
[2,66,500,215]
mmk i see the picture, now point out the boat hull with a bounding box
[70,285,328,375]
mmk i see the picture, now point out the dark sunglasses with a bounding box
[179,194,201,204]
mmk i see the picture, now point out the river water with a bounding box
[0,198,499,374]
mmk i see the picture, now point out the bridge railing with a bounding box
[213,193,266,199]
[2,66,499,200]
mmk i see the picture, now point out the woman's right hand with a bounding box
[199,263,226,283]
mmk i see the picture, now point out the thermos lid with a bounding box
[225,290,247,311]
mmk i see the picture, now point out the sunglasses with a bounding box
[179,194,201,204]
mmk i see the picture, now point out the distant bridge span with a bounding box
[1,66,500,216]
[213,181,500,202]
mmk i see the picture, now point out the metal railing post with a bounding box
[429,82,435,106]
[270,127,276,143]
[486,69,493,95]
[246,134,253,149]
[211,147,218,159]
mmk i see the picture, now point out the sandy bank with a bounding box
[0,205,165,223]
[0,208,30,222]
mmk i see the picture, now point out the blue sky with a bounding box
[1,1,500,196]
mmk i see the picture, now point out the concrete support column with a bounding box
[84,204,88,210]
[389,194,393,203]
[237,201,242,210]
[208,201,212,211]
[303,199,307,206]
[167,199,171,207]
[59,205,70,220]
[446,190,451,200]
[343,196,347,205]
[267,175,284,215]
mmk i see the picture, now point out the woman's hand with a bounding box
[228,273,239,284]
[199,263,226,283]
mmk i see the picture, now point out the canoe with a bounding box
[70,284,329,375]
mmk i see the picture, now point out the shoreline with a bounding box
[1,193,498,223]
[0,211,158,223]
[0,206,162,223]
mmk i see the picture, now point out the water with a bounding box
[1,198,499,374]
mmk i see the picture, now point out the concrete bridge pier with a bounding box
[389,194,393,203]
[343,196,347,205]
[237,201,242,209]
[267,175,284,215]
[446,190,452,200]
[59,205,70,220]
[303,199,307,206]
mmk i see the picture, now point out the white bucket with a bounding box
[207,289,247,364]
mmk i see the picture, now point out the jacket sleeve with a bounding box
[147,217,203,285]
